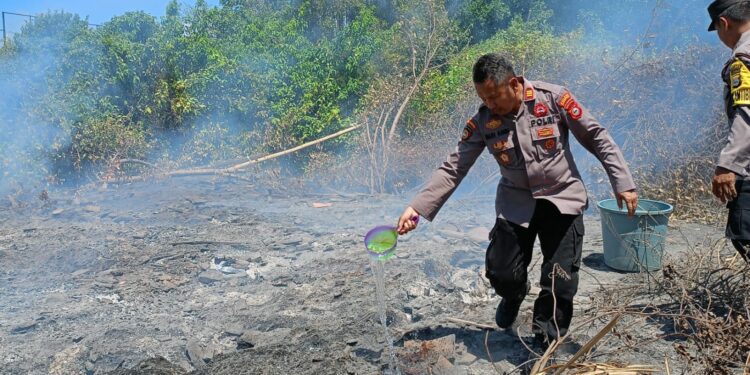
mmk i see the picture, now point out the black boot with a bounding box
[495,282,530,328]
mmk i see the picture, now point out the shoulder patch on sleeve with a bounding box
[461,124,473,141]
[730,59,750,106]
[461,118,478,141]
[558,90,584,120]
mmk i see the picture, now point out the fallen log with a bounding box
[110,124,362,182]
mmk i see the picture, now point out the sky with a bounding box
[1,0,220,36]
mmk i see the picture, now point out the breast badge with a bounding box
[544,139,556,150]
[487,119,502,130]
[533,103,548,117]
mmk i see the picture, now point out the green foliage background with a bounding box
[0,0,728,213]
[0,1,575,182]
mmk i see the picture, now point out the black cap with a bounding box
[708,0,748,31]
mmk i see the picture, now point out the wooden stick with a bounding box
[109,124,362,182]
[531,338,560,375]
[444,317,496,330]
[224,124,361,172]
[171,241,244,246]
[552,314,622,375]
[665,356,672,375]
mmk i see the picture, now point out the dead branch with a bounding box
[665,356,671,375]
[171,241,245,246]
[108,124,361,183]
[551,314,622,375]
[387,0,451,141]
[444,317,496,330]
[530,338,558,375]
[224,124,362,173]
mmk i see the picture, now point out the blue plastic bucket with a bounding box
[597,199,674,272]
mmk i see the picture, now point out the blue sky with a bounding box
[1,0,220,36]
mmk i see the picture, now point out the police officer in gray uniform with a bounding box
[709,0,750,261]
[396,53,638,344]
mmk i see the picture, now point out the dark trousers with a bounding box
[485,199,583,338]
[727,180,750,262]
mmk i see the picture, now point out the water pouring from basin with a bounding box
[364,216,418,261]
[363,216,418,375]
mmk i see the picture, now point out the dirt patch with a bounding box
[0,178,730,374]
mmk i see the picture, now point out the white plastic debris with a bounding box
[211,257,245,275]
[95,294,122,304]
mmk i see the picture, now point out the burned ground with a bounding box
[0,178,736,374]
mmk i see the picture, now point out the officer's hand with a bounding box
[397,207,420,235]
[617,190,638,217]
[712,167,737,203]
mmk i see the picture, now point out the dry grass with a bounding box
[515,239,750,374]
[580,236,750,374]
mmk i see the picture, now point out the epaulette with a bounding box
[530,80,565,96]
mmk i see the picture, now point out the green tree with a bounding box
[450,0,510,43]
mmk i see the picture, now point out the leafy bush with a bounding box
[54,115,150,179]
